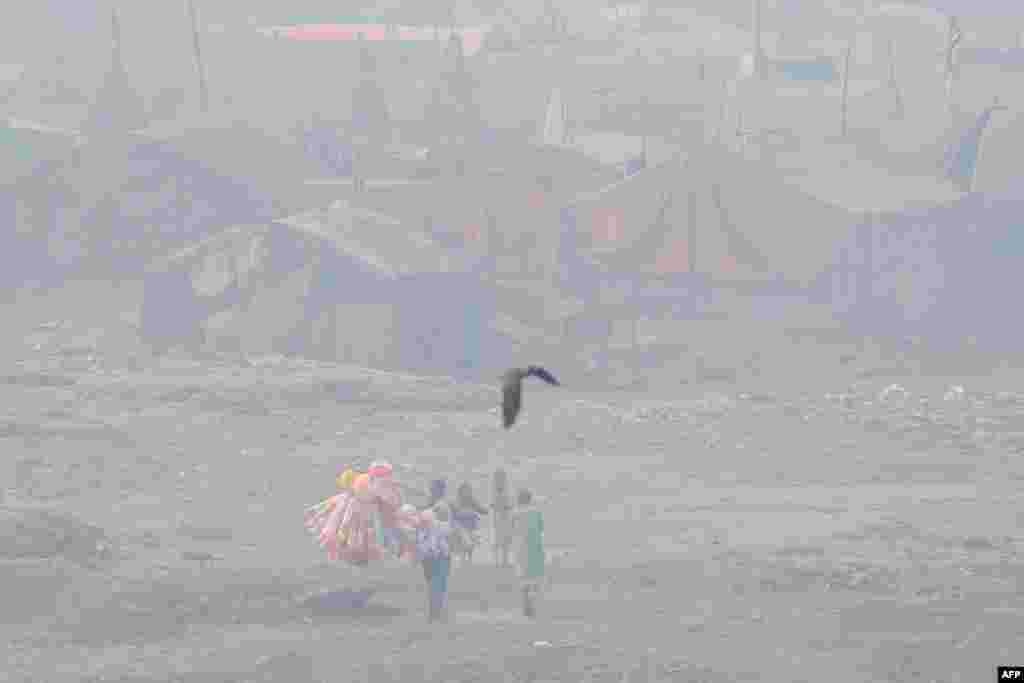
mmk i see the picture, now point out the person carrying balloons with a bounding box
[303,461,409,566]
[303,467,359,559]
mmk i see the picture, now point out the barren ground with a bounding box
[2,288,1023,683]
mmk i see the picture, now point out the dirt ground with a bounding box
[2,287,1023,683]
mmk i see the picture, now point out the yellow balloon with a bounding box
[336,469,357,490]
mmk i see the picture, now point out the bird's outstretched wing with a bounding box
[502,379,521,429]
[526,365,560,386]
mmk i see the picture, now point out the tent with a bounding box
[555,142,976,353]
[261,23,492,56]
[818,188,1024,352]
[561,144,852,289]
[943,100,1008,192]
[808,166,1024,351]
[917,0,1023,17]
[171,198,502,371]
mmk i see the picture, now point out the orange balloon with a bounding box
[353,473,371,494]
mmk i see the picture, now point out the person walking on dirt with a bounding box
[451,481,488,565]
[416,506,453,623]
[420,478,449,512]
[513,488,546,618]
[490,469,514,568]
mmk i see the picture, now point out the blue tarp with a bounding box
[959,48,1024,70]
[462,301,483,371]
[140,269,204,347]
[825,188,1024,352]
[302,122,353,176]
[623,157,646,177]
[558,205,605,299]
[945,104,1003,190]
[394,272,497,375]
[773,58,837,83]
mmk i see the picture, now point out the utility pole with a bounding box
[969,97,1008,193]
[97,6,136,135]
[185,0,209,113]
[840,40,853,138]
[885,33,904,120]
[110,8,125,77]
[687,188,697,275]
[751,0,762,79]
[943,15,962,119]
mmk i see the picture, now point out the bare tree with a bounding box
[943,15,963,116]
[884,33,904,120]
[839,39,853,138]
[185,0,209,113]
[751,0,762,79]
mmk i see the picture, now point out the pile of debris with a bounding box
[0,505,116,569]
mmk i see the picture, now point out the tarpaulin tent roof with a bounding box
[275,200,476,278]
[9,130,305,278]
[35,0,106,31]
[0,120,77,183]
[565,142,965,288]
[724,151,962,283]
[820,173,1024,352]
[784,159,964,214]
[915,0,1024,16]
[337,142,615,232]
[248,3,444,27]
[569,157,776,284]
[271,25,491,53]
[134,119,333,216]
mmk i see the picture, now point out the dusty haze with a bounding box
[2,1,1023,682]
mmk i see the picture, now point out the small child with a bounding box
[451,481,488,564]
[513,488,545,618]
[416,506,453,623]
[421,479,448,511]
[455,482,489,521]
[490,469,514,568]
[393,503,419,561]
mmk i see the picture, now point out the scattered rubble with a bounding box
[0,506,116,568]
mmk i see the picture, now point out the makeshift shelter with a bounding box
[919,0,1023,17]
[84,9,149,135]
[554,142,972,354]
[171,198,502,373]
[941,178,1024,352]
[958,47,1024,70]
[563,145,797,288]
[141,218,315,354]
[188,202,401,360]
[336,140,615,281]
[280,201,506,375]
[134,118,331,214]
[46,133,288,279]
[396,270,508,378]
[943,100,1009,192]
[802,159,978,349]
[0,121,85,290]
[260,22,493,58]
[77,123,325,350]
[952,104,1022,194]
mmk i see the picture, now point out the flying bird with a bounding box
[501,365,560,429]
